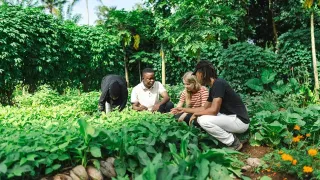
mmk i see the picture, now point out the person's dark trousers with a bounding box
[158,101,174,113]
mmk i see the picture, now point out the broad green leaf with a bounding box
[93,159,100,170]
[26,154,38,161]
[128,158,138,171]
[209,162,232,180]
[90,146,101,158]
[196,159,210,180]
[245,78,264,91]
[146,146,157,154]
[0,163,7,174]
[114,159,126,177]
[180,139,187,159]
[45,167,53,175]
[261,69,277,84]
[137,149,150,166]
[51,164,61,170]
[48,154,59,160]
[20,157,28,166]
[58,142,69,149]
[58,154,70,161]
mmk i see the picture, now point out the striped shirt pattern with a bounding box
[179,86,209,108]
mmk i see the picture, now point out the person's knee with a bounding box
[166,101,174,109]
[197,116,205,126]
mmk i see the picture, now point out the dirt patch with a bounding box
[241,143,273,158]
[241,144,298,180]
[243,170,298,180]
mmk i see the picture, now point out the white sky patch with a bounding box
[71,0,143,25]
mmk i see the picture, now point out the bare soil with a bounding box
[241,143,298,180]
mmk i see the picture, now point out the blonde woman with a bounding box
[171,72,209,124]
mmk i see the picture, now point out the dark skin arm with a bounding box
[152,91,170,112]
[188,98,222,125]
[132,102,148,111]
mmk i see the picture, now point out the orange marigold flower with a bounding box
[303,166,313,173]
[292,136,300,143]
[308,149,318,156]
[281,154,293,162]
[278,150,284,154]
[297,135,304,139]
[294,125,300,131]
[306,133,311,137]
[292,159,297,165]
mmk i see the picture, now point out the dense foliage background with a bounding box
[1,0,320,104]
[1,1,320,179]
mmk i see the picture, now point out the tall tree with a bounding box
[303,0,320,100]
[146,0,176,85]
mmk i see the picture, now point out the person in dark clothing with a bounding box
[98,75,128,113]
[174,60,250,151]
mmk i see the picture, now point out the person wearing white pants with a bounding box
[175,60,250,150]
[197,114,249,146]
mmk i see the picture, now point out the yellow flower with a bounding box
[281,154,293,162]
[308,149,318,156]
[278,150,284,154]
[294,125,300,131]
[303,166,313,173]
[292,136,300,143]
[306,133,311,137]
[292,159,297,165]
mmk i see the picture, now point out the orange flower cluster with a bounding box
[281,154,293,162]
[306,133,311,137]
[308,149,318,156]
[303,166,313,173]
[292,159,297,165]
[293,125,300,131]
[292,136,300,143]
[292,135,304,143]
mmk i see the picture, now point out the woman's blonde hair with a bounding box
[183,71,201,107]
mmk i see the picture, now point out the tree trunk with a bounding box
[161,43,166,85]
[138,60,141,82]
[197,50,201,62]
[86,0,89,25]
[269,0,278,52]
[124,57,129,87]
[310,11,319,100]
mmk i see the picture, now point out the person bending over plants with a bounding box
[131,68,174,113]
[98,75,128,113]
[170,71,209,125]
[174,60,250,151]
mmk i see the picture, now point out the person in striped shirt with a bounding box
[171,72,209,124]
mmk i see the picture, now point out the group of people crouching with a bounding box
[98,60,250,151]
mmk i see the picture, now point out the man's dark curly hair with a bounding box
[193,60,217,84]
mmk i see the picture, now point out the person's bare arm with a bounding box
[152,91,170,112]
[132,102,148,111]
[181,101,211,114]
[194,98,222,116]
[159,91,170,105]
